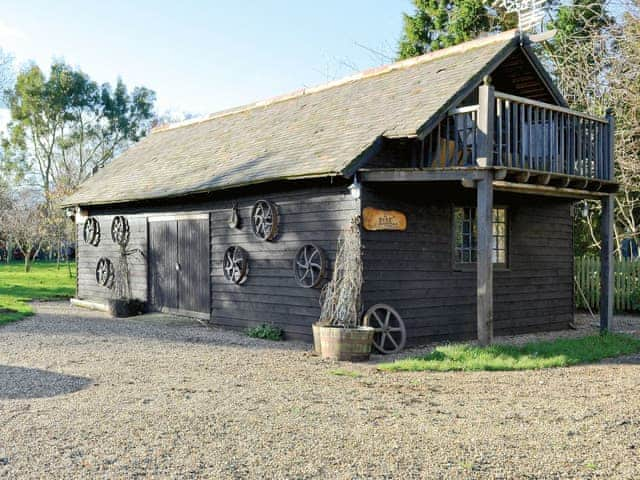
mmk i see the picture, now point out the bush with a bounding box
[246,323,283,341]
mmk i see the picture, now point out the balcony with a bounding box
[417,87,616,192]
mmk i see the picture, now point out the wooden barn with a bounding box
[62,30,617,350]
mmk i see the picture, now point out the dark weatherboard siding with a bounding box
[209,186,359,341]
[360,184,574,345]
[76,215,148,303]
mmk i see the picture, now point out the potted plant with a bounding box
[316,217,374,361]
[108,217,146,317]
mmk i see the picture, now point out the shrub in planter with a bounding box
[108,299,146,318]
[316,217,373,362]
[109,228,146,318]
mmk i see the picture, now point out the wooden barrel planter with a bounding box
[318,326,375,362]
[312,323,322,354]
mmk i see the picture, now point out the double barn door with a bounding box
[148,216,210,319]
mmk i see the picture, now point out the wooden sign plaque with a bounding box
[362,207,407,231]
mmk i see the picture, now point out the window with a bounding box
[454,207,508,267]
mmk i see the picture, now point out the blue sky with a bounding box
[1,1,411,117]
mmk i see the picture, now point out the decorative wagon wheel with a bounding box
[293,244,326,288]
[223,246,249,284]
[251,200,278,241]
[83,218,101,246]
[363,304,406,354]
[95,257,114,288]
[111,216,130,246]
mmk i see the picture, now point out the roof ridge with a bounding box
[152,29,520,134]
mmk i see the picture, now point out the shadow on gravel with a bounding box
[0,365,92,400]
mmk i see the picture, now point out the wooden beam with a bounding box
[477,78,495,167]
[569,178,589,189]
[600,194,615,331]
[477,172,493,346]
[461,178,475,189]
[513,171,530,183]
[493,181,608,199]
[551,176,571,188]
[494,168,508,180]
[534,173,552,185]
[359,168,487,183]
[495,91,605,123]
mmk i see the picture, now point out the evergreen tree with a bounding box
[397,0,518,59]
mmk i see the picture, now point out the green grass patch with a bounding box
[246,323,284,341]
[378,333,640,372]
[0,262,76,325]
[329,368,362,378]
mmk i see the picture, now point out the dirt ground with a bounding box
[1,302,639,479]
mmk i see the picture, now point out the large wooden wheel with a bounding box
[111,216,130,246]
[293,244,326,288]
[95,257,114,288]
[363,304,406,354]
[83,218,100,246]
[251,200,278,241]
[223,246,249,284]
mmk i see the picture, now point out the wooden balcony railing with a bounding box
[422,86,615,182]
[494,92,613,180]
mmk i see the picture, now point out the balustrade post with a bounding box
[477,76,495,168]
[606,108,615,181]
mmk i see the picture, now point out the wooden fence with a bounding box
[575,256,640,312]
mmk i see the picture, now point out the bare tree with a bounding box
[0,190,47,272]
[543,1,640,258]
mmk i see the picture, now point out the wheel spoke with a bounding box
[387,334,399,349]
[378,332,387,350]
[384,310,391,328]
[371,311,383,328]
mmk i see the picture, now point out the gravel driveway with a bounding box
[1,302,640,479]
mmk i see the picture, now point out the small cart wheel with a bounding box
[363,304,406,354]
[95,257,114,288]
[293,243,326,288]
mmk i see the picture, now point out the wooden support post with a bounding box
[477,171,494,345]
[477,77,495,168]
[606,108,615,181]
[600,194,615,332]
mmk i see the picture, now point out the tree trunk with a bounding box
[57,238,62,270]
[24,254,32,273]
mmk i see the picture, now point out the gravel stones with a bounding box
[1,302,639,478]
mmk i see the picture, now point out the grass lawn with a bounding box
[378,333,640,372]
[0,262,76,325]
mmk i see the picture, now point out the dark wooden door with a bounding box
[177,219,210,314]
[148,216,210,317]
[149,220,179,310]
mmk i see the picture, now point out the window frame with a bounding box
[451,204,510,271]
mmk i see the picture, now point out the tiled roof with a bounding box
[63,30,520,206]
